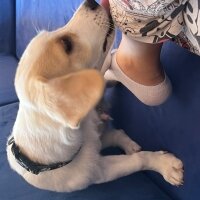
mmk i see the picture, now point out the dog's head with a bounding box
[15,0,115,129]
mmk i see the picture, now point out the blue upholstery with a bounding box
[110,42,200,200]
[0,103,171,200]
[0,0,18,106]
[1,0,200,199]
[16,0,83,58]
[0,54,18,106]
[0,0,15,54]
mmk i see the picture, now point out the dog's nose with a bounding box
[84,0,99,10]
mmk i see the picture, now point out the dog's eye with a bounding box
[61,36,73,54]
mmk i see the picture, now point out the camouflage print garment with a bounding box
[109,0,200,55]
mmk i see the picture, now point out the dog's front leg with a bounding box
[100,129,141,154]
[95,151,183,186]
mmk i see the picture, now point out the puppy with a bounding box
[7,0,183,192]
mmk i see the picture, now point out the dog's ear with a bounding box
[40,69,105,129]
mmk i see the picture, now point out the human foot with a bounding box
[104,50,172,106]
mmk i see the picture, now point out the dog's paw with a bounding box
[124,141,142,155]
[157,151,184,186]
[115,129,141,155]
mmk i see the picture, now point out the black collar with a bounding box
[7,137,80,175]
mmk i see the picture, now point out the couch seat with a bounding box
[0,54,18,106]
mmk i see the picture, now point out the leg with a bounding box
[116,35,164,86]
[104,34,172,106]
[101,129,141,154]
[96,151,183,186]
[183,0,200,55]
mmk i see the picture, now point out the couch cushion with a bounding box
[0,54,18,106]
[0,0,15,54]
[16,0,83,58]
[110,42,200,200]
[0,103,171,200]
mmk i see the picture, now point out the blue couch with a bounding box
[0,0,200,199]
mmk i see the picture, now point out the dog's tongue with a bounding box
[100,0,110,14]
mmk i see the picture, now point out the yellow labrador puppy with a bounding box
[7,0,183,192]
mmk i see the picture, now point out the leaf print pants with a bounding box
[109,0,200,55]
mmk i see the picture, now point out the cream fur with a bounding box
[7,1,184,192]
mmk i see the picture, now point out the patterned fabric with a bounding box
[109,0,200,55]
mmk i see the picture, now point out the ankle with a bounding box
[116,51,165,85]
[116,37,165,86]
[105,49,172,106]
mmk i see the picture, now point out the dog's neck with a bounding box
[12,104,83,165]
